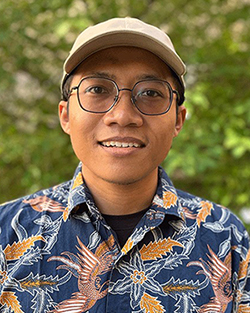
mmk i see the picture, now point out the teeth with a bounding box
[102,141,140,148]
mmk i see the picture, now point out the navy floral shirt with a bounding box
[0,163,249,312]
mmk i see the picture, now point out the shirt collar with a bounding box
[67,163,186,225]
[151,167,186,225]
[67,162,89,215]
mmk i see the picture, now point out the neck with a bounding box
[82,167,158,215]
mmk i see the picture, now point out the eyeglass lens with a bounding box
[77,77,172,115]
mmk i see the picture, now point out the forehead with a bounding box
[73,46,174,83]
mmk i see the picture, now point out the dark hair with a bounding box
[61,67,185,107]
[169,68,185,106]
[62,74,74,101]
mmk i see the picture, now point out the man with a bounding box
[0,17,249,313]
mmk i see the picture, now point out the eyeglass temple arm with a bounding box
[173,90,180,105]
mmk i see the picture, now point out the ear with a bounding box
[174,105,186,137]
[58,100,70,135]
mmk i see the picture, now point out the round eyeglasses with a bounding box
[69,76,179,116]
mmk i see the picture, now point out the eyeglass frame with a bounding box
[68,76,180,116]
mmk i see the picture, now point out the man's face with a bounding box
[59,47,186,186]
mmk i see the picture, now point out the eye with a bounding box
[139,89,163,98]
[85,85,108,94]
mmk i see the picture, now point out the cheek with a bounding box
[68,113,97,158]
[149,119,176,161]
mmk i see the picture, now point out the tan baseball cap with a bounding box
[61,17,186,91]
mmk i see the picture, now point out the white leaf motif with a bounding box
[87,231,101,250]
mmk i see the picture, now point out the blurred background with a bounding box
[0,0,249,230]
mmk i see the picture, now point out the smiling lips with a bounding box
[101,141,141,148]
[99,137,145,148]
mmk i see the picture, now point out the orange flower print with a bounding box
[0,270,7,285]
[109,249,165,310]
[140,292,164,313]
[122,238,134,255]
[196,201,214,227]
[4,235,45,261]
[0,291,23,313]
[72,172,84,190]
[163,191,177,209]
[131,270,147,285]
[140,238,183,261]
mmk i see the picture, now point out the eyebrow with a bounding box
[87,72,164,81]
[88,72,117,80]
[137,74,163,80]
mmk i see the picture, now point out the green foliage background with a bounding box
[0,0,250,228]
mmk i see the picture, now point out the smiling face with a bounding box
[59,47,186,188]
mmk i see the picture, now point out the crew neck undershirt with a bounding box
[102,208,149,248]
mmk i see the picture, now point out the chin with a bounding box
[101,176,142,186]
[99,166,157,186]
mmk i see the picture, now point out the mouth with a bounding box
[98,137,145,149]
[100,141,142,148]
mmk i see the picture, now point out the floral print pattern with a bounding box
[0,163,249,312]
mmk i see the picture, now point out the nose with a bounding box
[103,89,143,127]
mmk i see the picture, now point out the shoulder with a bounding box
[0,180,71,217]
[176,189,250,297]
[176,188,248,242]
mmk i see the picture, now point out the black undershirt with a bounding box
[102,208,149,248]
